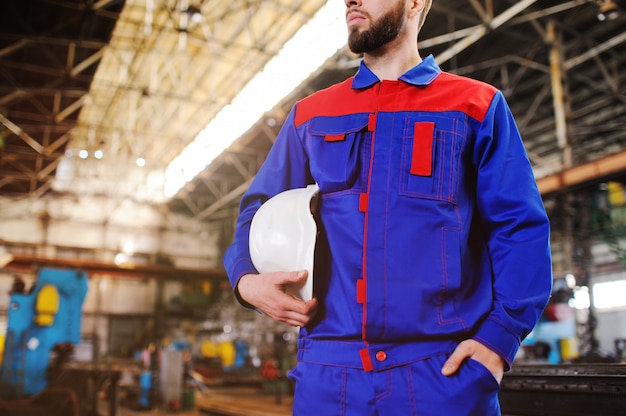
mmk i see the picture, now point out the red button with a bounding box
[375,351,387,362]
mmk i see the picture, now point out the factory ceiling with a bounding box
[1,0,626,226]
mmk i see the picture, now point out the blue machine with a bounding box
[0,268,88,397]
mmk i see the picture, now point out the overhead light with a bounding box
[568,286,590,310]
[596,0,620,21]
[184,5,203,23]
[123,241,135,255]
[114,252,134,268]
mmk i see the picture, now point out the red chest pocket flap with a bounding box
[411,121,435,177]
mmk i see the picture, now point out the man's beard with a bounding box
[348,1,406,54]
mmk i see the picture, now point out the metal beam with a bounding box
[3,254,226,280]
[435,0,538,65]
[92,0,119,10]
[547,20,573,169]
[565,30,626,71]
[54,94,90,123]
[537,149,626,195]
[0,39,30,59]
[196,178,253,221]
[0,113,44,154]
[69,48,106,77]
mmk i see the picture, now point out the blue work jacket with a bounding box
[224,55,553,371]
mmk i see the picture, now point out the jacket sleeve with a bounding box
[470,91,553,369]
[223,106,311,301]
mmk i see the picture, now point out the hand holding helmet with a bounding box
[239,183,321,327]
[236,270,318,327]
[248,184,319,301]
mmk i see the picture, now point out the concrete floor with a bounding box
[105,386,293,416]
[195,386,292,416]
[114,406,206,416]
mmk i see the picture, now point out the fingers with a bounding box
[441,340,473,376]
[282,269,308,284]
[469,341,505,382]
[273,299,318,327]
[237,271,318,327]
[237,271,303,306]
[267,294,318,327]
[441,340,505,382]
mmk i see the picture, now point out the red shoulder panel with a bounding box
[294,72,498,126]
[294,78,376,127]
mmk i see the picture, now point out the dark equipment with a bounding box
[500,364,626,416]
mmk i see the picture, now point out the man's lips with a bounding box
[346,11,366,27]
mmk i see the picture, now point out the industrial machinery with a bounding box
[0,268,88,400]
[500,363,626,416]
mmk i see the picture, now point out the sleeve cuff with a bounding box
[472,318,521,371]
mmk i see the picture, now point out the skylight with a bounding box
[163,1,347,198]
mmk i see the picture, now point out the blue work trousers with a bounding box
[289,352,501,415]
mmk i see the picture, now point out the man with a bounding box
[223,0,553,414]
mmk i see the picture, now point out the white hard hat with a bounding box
[249,184,319,301]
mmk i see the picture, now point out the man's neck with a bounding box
[363,42,422,81]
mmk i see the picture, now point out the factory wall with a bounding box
[0,194,223,269]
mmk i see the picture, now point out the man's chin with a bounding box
[348,34,366,54]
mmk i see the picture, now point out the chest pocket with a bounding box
[307,115,370,194]
[399,116,464,203]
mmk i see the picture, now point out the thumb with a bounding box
[441,342,471,377]
[282,269,308,283]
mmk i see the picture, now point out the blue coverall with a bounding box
[224,55,553,415]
